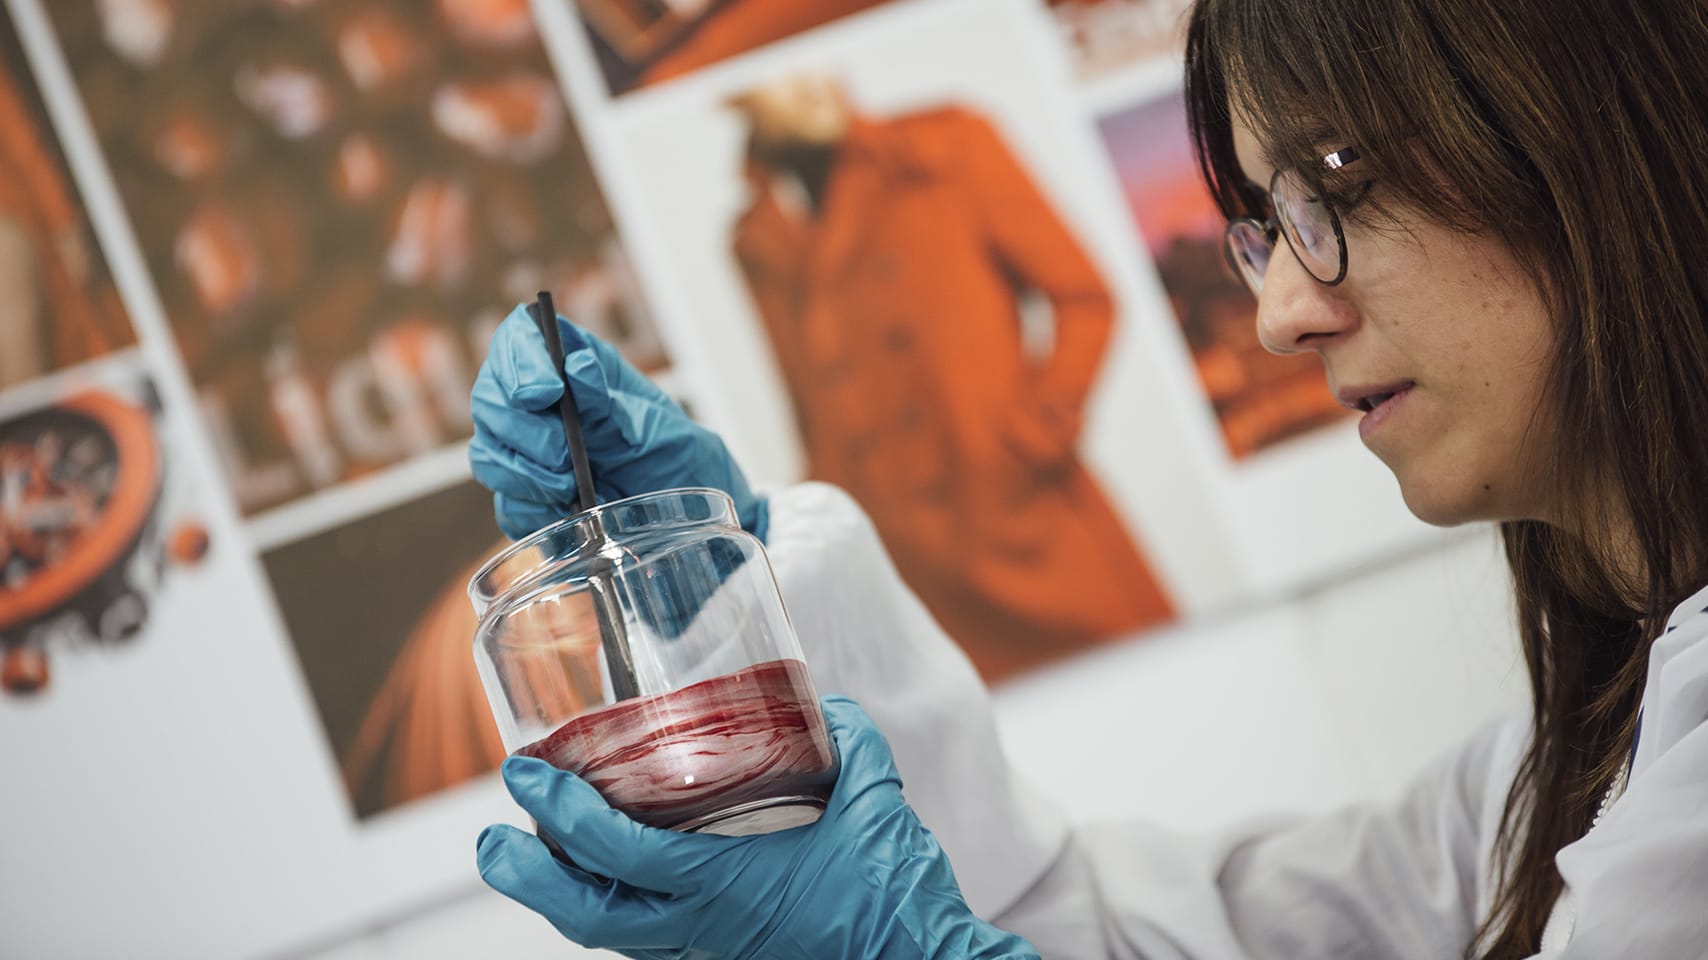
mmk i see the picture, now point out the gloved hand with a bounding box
[470,304,768,541]
[476,696,1040,960]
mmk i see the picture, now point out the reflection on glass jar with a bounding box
[470,487,839,836]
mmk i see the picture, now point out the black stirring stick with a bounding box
[528,292,641,702]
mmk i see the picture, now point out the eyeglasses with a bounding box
[1224,146,1361,295]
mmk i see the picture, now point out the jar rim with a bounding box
[466,486,738,614]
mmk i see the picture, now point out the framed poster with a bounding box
[566,0,1247,679]
[0,0,133,393]
[264,480,509,820]
[1098,90,1349,461]
[0,360,210,700]
[566,0,897,95]
[45,0,663,518]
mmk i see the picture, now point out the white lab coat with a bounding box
[762,483,1708,959]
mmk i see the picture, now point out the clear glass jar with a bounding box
[470,488,838,836]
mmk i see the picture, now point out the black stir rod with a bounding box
[528,292,640,702]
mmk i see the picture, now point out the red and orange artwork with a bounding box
[1099,91,1348,460]
[0,387,210,697]
[0,7,134,392]
[47,0,661,515]
[727,75,1175,682]
[263,480,512,817]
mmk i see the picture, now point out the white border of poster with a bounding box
[1,2,538,956]
[543,0,1246,616]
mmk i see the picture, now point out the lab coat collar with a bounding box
[1664,579,1708,633]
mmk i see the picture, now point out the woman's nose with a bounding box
[1254,248,1357,355]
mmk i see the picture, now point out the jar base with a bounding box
[675,795,827,836]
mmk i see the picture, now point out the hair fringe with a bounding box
[1186,2,1708,956]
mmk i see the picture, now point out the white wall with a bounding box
[288,527,1528,960]
[0,0,1532,952]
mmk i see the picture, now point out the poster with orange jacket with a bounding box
[729,78,1175,681]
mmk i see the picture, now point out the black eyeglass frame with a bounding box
[1223,146,1361,291]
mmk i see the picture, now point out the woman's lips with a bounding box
[1356,384,1413,442]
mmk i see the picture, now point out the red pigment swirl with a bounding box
[515,658,838,829]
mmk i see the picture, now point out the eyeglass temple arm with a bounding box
[1323,146,1359,170]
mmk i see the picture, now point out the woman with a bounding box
[468,0,1708,956]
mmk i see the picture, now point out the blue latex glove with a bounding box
[470,304,767,541]
[476,696,1040,960]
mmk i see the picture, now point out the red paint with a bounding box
[516,658,837,830]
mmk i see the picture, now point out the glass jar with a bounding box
[470,488,838,836]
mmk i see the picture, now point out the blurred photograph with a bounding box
[1099,91,1347,459]
[0,373,210,698]
[48,0,661,515]
[727,73,1175,681]
[263,479,506,818]
[1045,0,1194,81]
[0,5,134,393]
[570,0,893,95]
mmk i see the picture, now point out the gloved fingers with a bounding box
[469,419,574,507]
[477,822,603,888]
[476,824,684,951]
[501,756,729,896]
[574,324,679,413]
[821,696,896,767]
[470,375,570,466]
[470,416,630,517]
[469,453,579,539]
[557,321,685,445]
[558,342,616,423]
[819,696,907,817]
[741,494,770,543]
[555,363,702,492]
[485,304,573,412]
[483,317,674,489]
[490,491,565,542]
[473,304,765,539]
[481,304,663,432]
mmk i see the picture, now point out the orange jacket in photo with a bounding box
[733,107,1175,681]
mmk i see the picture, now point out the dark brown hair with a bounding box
[1184,1,1708,956]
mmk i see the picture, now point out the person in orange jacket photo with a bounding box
[728,74,1174,681]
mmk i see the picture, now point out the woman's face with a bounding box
[1232,116,1561,527]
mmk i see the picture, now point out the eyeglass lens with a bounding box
[1225,219,1272,294]
[1272,169,1341,283]
[1224,168,1344,295]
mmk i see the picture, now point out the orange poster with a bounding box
[1099,91,1348,459]
[0,6,133,392]
[263,479,506,818]
[727,75,1175,681]
[48,0,661,515]
[0,376,210,699]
